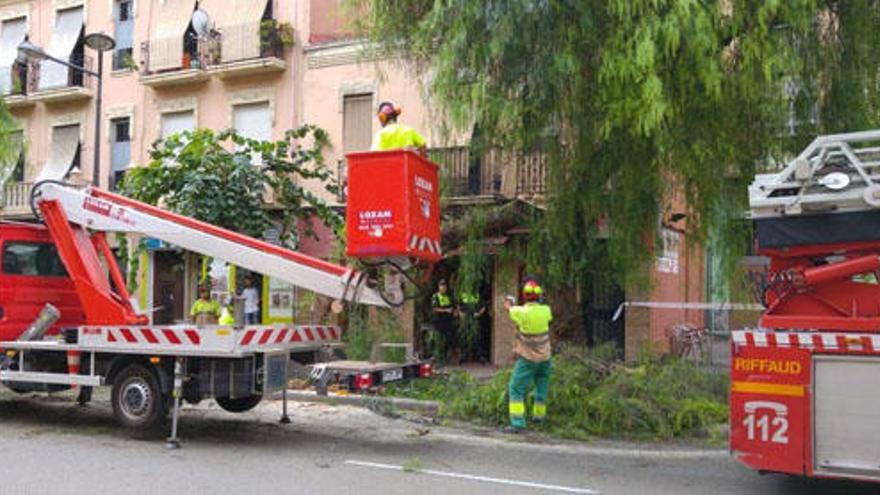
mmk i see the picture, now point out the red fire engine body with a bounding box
[734,130,880,481]
[0,151,438,445]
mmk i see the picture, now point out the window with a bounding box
[110,117,131,190]
[233,101,271,165]
[114,118,131,142]
[0,17,27,95]
[2,242,68,277]
[0,131,25,184]
[161,110,195,138]
[233,101,271,141]
[119,0,132,21]
[342,94,373,152]
[112,0,134,70]
[36,124,80,182]
[39,6,84,90]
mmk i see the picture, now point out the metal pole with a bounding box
[92,50,104,187]
[280,386,291,424]
[167,356,184,449]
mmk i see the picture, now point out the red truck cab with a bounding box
[0,222,85,341]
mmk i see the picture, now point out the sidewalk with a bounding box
[438,363,499,383]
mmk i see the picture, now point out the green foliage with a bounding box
[121,53,137,71]
[343,307,406,362]
[0,101,19,187]
[352,0,880,289]
[343,308,374,360]
[117,127,340,291]
[383,346,728,440]
[455,209,490,354]
[119,126,340,240]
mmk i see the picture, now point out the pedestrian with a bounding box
[431,279,456,364]
[504,278,553,433]
[191,283,221,326]
[240,275,261,325]
[370,101,427,155]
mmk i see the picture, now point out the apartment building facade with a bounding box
[0,0,709,365]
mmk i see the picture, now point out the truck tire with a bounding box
[111,364,167,432]
[215,395,262,413]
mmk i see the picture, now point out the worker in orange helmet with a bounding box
[503,277,553,433]
[370,101,427,155]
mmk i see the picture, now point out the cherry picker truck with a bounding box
[0,149,441,446]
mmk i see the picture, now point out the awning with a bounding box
[201,0,268,62]
[36,125,79,182]
[148,0,195,72]
[0,17,26,94]
[39,6,83,90]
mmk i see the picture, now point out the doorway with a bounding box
[419,256,495,365]
[582,276,625,353]
[153,250,185,325]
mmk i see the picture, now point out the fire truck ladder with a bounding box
[749,129,880,219]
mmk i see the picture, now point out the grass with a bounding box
[382,344,729,441]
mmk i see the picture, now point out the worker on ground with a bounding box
[191,283,221,326]
[431,279,456,365]
[504,278,553,433]
[370,101,427,155]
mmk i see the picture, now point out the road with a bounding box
[0,390,874,495]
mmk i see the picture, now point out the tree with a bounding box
[353,1,880,288]
[118,126,341,245]
[0,101,20,191]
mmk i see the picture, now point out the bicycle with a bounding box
[666,322,710,365]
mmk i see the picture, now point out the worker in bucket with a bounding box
[191,283,221,326]
[504,278,553,433]
[371,101,427,155]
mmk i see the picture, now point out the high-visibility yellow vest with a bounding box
[460,292,479,305]
[370,124,427,151]
[509,303,552,335]
[219,306,235,325]
[190,298,220,317]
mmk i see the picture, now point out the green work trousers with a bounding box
[508,356,552,429]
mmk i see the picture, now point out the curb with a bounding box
[277,390,440,415]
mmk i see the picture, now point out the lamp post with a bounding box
[18,33,116,188]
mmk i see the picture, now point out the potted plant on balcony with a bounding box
[121,53,137,71]
[260,20,294,56]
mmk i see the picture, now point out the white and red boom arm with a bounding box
[36,182,387,309]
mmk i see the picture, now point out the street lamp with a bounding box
[18,33,116,188]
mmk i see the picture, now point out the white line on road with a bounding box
[345,459,600,494]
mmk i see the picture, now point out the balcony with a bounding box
[1,62,36,109]
[207,21,288,79]
[28,54,94,104]
[139,37,211,88]
[0,181,34,218]
[428,146,547,203]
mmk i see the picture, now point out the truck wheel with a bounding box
[215,395,262,413]
[112,364,167,432]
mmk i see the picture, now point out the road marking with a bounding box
[345,460,599,494]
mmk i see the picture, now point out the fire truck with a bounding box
[734,130,880,482]
[0,150,441,446]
